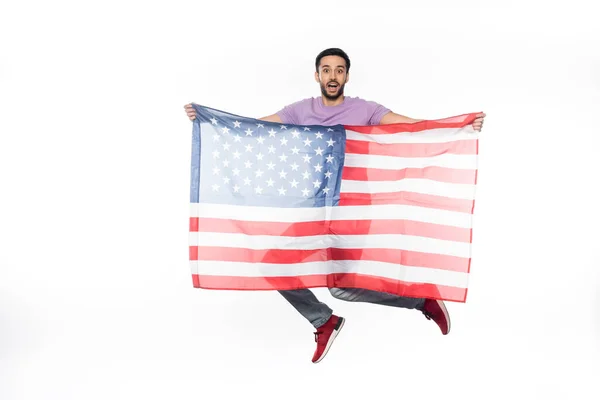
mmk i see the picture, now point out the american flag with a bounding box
[189,104,479,302]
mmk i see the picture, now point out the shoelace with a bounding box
[314,330,323,342]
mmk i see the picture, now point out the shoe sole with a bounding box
[313,317,345,364]
[437,300,451,334]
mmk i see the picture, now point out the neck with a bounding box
[321,94,345,107]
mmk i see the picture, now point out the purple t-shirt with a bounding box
[276,96,391,126]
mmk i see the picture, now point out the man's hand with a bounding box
[184,103,196,121]
[473,112,486,131]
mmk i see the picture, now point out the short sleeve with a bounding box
[276,101,300,125]
[367,101,391,125]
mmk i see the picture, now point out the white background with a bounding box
[1,0,599,399]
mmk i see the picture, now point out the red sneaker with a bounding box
[421,299,451,335]
[312,315,345,363]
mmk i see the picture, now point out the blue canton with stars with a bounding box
[190,104,347,208]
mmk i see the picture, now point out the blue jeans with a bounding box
[278,288,426,328]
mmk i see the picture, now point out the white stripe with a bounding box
[346,126,478,144]
[344,153,477,170]
[190,203,473,227]
[195,259,469,288]
[341,178,476,200]
[189,232,471,258]
[189,260,198,275]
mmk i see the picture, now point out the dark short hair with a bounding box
[315,48,350,72]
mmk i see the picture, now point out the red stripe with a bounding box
[342,165,477,184]
[346,139,477,157]
[344,113,479,134]
[339,191,474,214]
[190,217,471,242]
[191,273,467,302]
[192,274,200,288]
[189,247,470,272]
[190,217,199,232]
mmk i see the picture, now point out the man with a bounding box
[184,48,486,364]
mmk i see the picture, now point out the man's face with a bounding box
[315,55,349,100]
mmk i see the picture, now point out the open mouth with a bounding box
[326,82,339,92]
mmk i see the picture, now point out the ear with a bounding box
[345,72,350,83]
[314,71,320,83]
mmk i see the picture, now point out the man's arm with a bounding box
[259,113,283,123]
[379,111,423,125]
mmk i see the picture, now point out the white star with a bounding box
[232,150,241,159]
[301,188,311,197]
[302,154,312,163]
[323,187,330,195]
[279,153,288,162]
[280,125,287,130]
[233,135,242,143]
[212,166,220,175]
[303,137,312,147]
[280,137,288,146]
[291,130,301,139]
[233,121,241,128]
[327,128,334,132]
[290,179,299,188]
[312,179,322,188]
[266,162,276,170]
[212,183,220,191]
[290,146,300,155]
[302,171,311,180]
[256,153,264,161]
[256,136,265,144]
[221,127,230,134]
[212,134,220,142]
[255,169,264,178]
[254,186,263,194]
[314,163,323,172]
[278,187,287,195]
[266,178,275,187]
[267,145,276,154]
[212,150,220,158]
[256,123,264,128]
[232,168,241,176]
[268,129,277,137]
[244,160,253,169]
[304,127,311,131]
[245,144,253,152]
[222,160,230,168]
[233,184,240,192]
[210,117,218,125]
[327,138,335,147]
[315,132,324,139]
[324,171,333,179]
[315,147,324,156]
[290,162,299,171]
[243,177,252,186]
[245,128,253,136]
[325,154,334,163]
[223,176,231,184]
[223,142,231,150]
[279,170,287,179]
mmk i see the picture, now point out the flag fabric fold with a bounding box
[189,104,479,302]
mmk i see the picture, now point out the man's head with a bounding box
[314,48,350,101]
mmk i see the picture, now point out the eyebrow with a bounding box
[320,64,346,70]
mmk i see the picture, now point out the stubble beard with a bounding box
[320,81,345,101]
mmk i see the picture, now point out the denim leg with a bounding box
[328,287,425,310]
[278,289,333,328]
